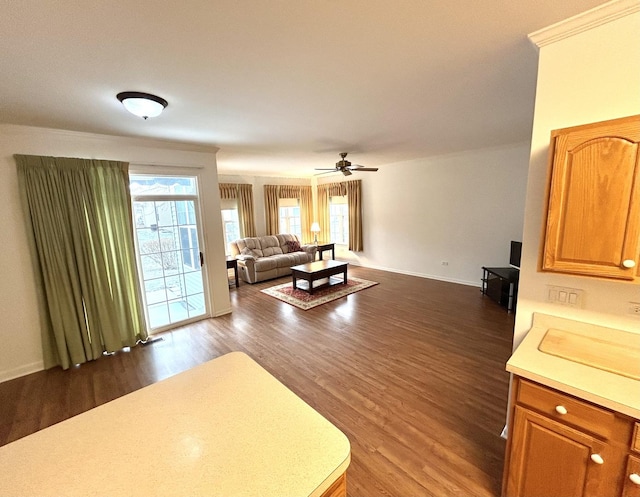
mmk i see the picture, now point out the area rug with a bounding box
[261,276,378,310]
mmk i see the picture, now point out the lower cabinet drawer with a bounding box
[517,379,616,440]
[623,455,640,497]
[633,424,640,453]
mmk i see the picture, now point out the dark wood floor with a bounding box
[0,266,514,496]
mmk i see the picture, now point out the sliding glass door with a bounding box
[130,175,209,332]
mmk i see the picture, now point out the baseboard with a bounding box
[0,269,473,384]
[1,307,227,385]
[0,360,45,384]
[213,307,232,317]
[357,262,481,288]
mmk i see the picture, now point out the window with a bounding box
[176,200,196,225]
[278,198,301,238]
[180,225,199,269]
[330,196,349,244]
[176,200,198,269]
[129,174,208,330]
[220,198,240,255]
[130,175,198,196]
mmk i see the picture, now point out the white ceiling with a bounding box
[0,0,607,177]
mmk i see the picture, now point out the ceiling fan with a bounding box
[315,153,379,176]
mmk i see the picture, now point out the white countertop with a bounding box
[507,313,640,419]
[0,352,351,497]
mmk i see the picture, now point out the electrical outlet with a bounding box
[546,285,584,308]
[441,261,449,266]
[629,302,640,317]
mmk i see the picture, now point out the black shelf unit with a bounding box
[481,266,519,313]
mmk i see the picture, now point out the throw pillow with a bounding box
[286,240,302,252]
[240,247,253,256]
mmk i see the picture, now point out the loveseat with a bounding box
[230,234,318,284]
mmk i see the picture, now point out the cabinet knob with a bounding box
[555,405,568,415]
[622,259,636,268]
[630,473,640,485]
[590,453,604,465]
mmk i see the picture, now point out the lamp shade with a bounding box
[117,92,168,119]
[310,222,320,232]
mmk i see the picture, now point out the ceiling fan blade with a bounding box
[316,153,376,175]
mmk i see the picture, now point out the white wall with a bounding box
[221,144,529,287]
[0,125,230,382]
[514,9,640,348]
[340,143,530,286]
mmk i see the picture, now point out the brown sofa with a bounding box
[230,234,317,284]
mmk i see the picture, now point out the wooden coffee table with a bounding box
[290,260,348,295]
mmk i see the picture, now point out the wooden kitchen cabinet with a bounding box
[541,114,640,281]
[507,405,612,497]
[503,377,637,497]
[320,474,347,497]
[624,427,640,497]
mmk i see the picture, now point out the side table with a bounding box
[226,256,239,288]
[316,242,335,261]
[481,266,519,312]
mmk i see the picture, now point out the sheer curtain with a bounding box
[219,183,256,237]
[317,180,363,251]
[264,184,313,241]
[346,179,363,251]
[264,185,280,235]
[298,186,313,243]
[16,155,147,370]
[237,184,256,237]
[318,181,346,242]
[316,184,332,243]
[219,183,237,200]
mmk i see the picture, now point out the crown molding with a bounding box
[528,0,640,49]
[0,123,220,154]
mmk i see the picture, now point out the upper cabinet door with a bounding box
[542,115,640,281]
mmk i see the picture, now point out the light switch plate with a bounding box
[546,285,584,308]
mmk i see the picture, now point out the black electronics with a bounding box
[509,241,522,270]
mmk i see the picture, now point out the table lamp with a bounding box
[310,222,320,244]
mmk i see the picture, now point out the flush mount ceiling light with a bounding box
[117,91,168,120]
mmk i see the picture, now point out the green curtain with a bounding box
[16,155,147,370]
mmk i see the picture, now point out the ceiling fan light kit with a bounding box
[315,152,379,176]
[117,91,168,120]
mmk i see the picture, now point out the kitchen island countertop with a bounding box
[0,351,351,497]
